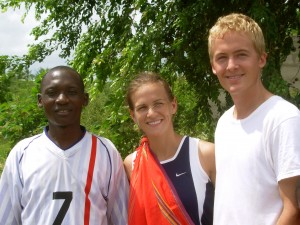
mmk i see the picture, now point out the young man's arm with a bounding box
[0,149,22,225]
[104,139,129,225]
[277,176,300,225]
[107,154,129,225]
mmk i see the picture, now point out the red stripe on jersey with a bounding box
[84,135,97,225]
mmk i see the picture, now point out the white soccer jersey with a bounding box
[0,128,129,225]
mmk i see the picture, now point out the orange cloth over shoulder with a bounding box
[128,137,194,225]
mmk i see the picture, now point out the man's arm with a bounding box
[277,176,300,225]
[106,148,129,225]
[0,153,22,225]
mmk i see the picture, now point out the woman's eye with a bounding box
[154,102,163,108]
[136,106,147,112]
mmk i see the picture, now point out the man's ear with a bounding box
[258,52,267,69]
[83,93,89,107]
[37,94,43,108]
[211,63,218,75]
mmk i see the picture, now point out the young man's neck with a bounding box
[46,125,85,150]
[232,88,273,119]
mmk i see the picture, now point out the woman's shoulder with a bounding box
[123,151,137,180]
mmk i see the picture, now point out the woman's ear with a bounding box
[171,97,178,115]
[129,109,137,123]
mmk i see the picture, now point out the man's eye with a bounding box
[216,56,226,61]
[46,91,57,97]
[237,53,247,58]
[68,90,78,95]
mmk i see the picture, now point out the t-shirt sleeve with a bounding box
[270,116,300,181]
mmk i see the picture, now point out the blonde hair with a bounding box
[208,13,265,60]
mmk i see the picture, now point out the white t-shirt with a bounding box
[0,129,129,225]
[214,96,300,225]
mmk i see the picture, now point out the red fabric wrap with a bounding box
[128,137,194,225]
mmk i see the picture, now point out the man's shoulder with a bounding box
[13,133,43,150]
[5,133,43,164]
[87,132,122,158]
[267,95,300,118]
[88,133,115,148]
[217,105,234,122]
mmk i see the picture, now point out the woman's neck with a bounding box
[148,132,183,161]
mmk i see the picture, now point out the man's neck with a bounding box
[46,125,85,150]
[231,88,273,119]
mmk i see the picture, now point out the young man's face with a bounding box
[210,31,267,97]
[38,70,88,129]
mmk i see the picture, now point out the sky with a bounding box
[0,7,67,73]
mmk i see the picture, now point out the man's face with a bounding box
[210,31,266,97]
[38,69,88,129]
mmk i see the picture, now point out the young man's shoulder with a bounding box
[12,133,43,152]
[4,133,43,167]
[88,132,123,160]
[267,95,300,118]
[89,133,116,149]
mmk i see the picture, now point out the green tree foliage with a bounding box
[0,55,32,103]
[0,56,12,103]
[0,69,47,147]
[1,0,299,153]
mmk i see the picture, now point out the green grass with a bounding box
[0,138,11,175]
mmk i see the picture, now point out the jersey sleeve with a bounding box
[0,142,24,225]
[103,139,129,225]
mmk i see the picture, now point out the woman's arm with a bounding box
[198,140,216,185]
[124,153,134,181]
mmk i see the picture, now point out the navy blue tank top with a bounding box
[161,137,214,225]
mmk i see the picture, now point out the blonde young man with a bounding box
[208,13,300,225]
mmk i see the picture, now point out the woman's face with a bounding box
[130,82,177,138]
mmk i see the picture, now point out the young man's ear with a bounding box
[83,93,89,107]
[258,52,267,69]
[211,60,218,75]
[37,94,43,108]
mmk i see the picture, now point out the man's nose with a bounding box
[227,57,238,71]
[56,93,68,103]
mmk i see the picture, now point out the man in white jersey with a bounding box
[0,66,129,225]
[208,13,300,225]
